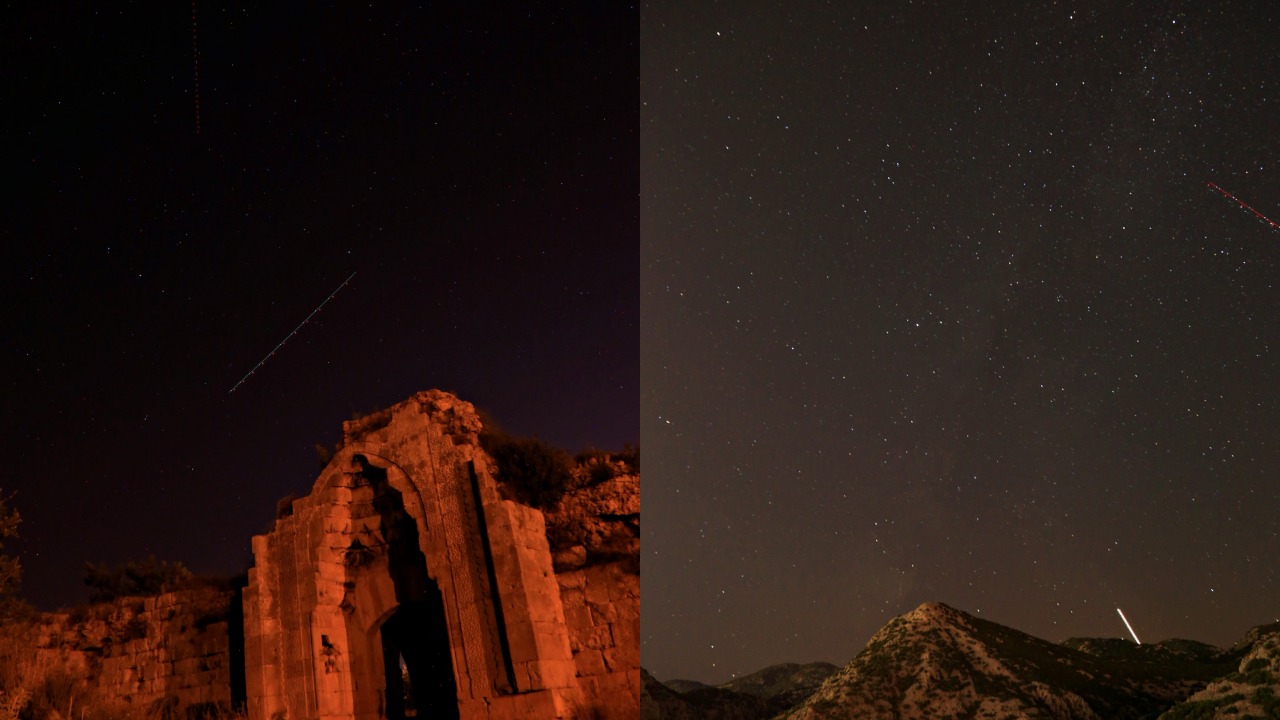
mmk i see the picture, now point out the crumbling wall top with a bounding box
[340,389,482,446]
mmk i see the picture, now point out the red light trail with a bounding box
[1207,182,1279,231]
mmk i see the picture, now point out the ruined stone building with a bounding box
[0,391,639,720]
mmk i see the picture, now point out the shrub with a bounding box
[573,448,610,465]
[587,460,619,485]
[485,436,572,510]
[1252,686,1278,715]
[21,667,79,720]
[478,417,573,510]
[148,695,180,720]
[0,491,22,619]
[83,557,193,602]
[615,443,639,473]
[0,688,28,720]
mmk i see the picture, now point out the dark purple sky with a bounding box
[2,3,637,610]
[642,1,1279,683]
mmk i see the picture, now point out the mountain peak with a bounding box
[644,608,1274,720]
[785,604,1238,720]
[902,601,966,627]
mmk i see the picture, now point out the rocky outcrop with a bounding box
[545,472,639,573]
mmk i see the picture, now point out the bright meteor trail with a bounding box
[1116,607,1142,645]
[228,271,357,394]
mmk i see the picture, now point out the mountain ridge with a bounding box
[784,601,1242,719]
[643,602,1279,720]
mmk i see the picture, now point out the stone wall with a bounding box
[557,563,640,716]
[99,588,236,711]
[545,473,642,716]
[0,586,237,717]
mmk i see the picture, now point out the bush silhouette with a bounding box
[484,435,573,510]
[478,413,572,510]
[83,556,193,603]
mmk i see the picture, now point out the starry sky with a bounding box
[642,2,1279,682]
[2,3,637,610]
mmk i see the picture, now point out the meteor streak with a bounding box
[1116,607,1141,645]
[1207,182,1280,231]
[228,271,357,394]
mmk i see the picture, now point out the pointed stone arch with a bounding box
[242,391,583,719]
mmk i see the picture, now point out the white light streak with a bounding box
[228,271,357,394]
[1116,607,1141,645]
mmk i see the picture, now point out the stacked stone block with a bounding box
[0,586,235,718]
[558,562,641,716]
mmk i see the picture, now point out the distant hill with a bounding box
[719,662,841,707]
[641,668,776,720]
[641,661,839,720]
[783,602,1247,719]
[663,678,713,694]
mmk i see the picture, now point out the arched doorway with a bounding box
[379,599,457,719]
[358,455,459,720]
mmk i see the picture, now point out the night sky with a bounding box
[642,2,1279,682]
[2,4,637,610]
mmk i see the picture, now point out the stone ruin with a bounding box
[0,390,639,719]
[244,389,641,719]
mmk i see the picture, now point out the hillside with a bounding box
[1157,621,1280,719]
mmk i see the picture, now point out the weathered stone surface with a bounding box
[0,586,236,718]
[545,474,640,571]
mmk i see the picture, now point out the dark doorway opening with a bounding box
[355,455,460,720]
[380,600,457,719]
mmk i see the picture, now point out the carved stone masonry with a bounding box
[242,391,586,720]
